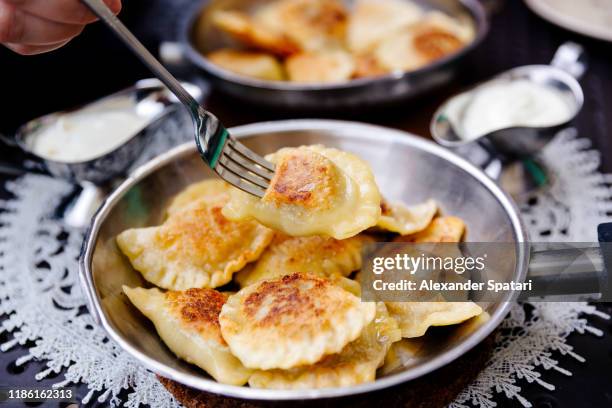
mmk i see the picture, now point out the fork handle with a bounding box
[80,0,200,116]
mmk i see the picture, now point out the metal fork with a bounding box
[80,0,274,198]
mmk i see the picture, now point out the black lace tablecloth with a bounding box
[1,0,611,407]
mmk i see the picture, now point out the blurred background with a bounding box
[0,0,610,172]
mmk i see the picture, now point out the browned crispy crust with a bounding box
[257,0,348,52]
[413,28,463,62]
[157,199,264,266]
[243,273,328,328]
[166,288,228,344]
[353,54,388,79]
[380,199,393,216]
[264,150,339,209]
[269,234,354,267]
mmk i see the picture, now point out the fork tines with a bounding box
[215,137,275,198]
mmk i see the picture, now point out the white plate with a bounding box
[524,0,612,42]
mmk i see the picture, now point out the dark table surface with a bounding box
[0,0,611,407]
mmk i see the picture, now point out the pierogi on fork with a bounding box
[117,144,483,389]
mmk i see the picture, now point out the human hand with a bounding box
[0,0,121,55]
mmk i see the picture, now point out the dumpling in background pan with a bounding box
[123,286,252,385]
[222,145,381,240]
[211,9,299,56]
[353,54,389,78]
[254,0,348,52]
[219,273,376,370]
[374,11,474,72]
[347,0,424,54]
[235,233,373,288]
[207,49,285,81]
[117,196,274,290]
[248,302,401,389]
[285,50,355,83]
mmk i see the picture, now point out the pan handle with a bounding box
[521,223,612,301]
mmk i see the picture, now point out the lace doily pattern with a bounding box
[0,119,609,407]
[520,128,612,242]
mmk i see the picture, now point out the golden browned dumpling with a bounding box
[353,54,389,78]
[379,337,426,375]
[235,233,373,287]
[116,196,274,290]
[165,179,230,217]
[219,273,376,370]
[393,216,466,243]
[330,275,363,297]
[374,11,473,72]
[248,302,400,389]
[374,29,439,72]
[222,145,381,239]
[422,10,475,43]
[207,49,285,81]
[255,0,348,52]
[377,199,438,235]
[387,212,477,337]
[285,51,355,83]
[385,301,482,338]
[347,0,423,54]
[123,286,252,385]
[211,10,299,56]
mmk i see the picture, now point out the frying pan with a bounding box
[176,0,488,109]
[78,120,607,400]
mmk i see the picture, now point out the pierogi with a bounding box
[211,9,299,56]
[114,143,484,391]
[235,233,373,287]
[249,302,401,389]
[165,179,230,217]
[254,0,348,52]
[117,195,273,290]
[386,301,483,338]
[222,145,381,239]
[377,199,438,235]
[123,286,251,385]
[205,0,474,82]
[219,273,376,370]
[394,216,466,243]
[347,0,424,54]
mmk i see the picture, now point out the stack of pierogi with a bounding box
[118,144,482,389]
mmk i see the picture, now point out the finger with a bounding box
[3,0,121,24]
[3,38,70,54]
[0,4,84,45]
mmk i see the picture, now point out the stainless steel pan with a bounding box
[79,120,531,400]
[176,0,489,110]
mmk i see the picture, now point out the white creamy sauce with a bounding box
[30,97,149,163]
[451,79,573,141]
